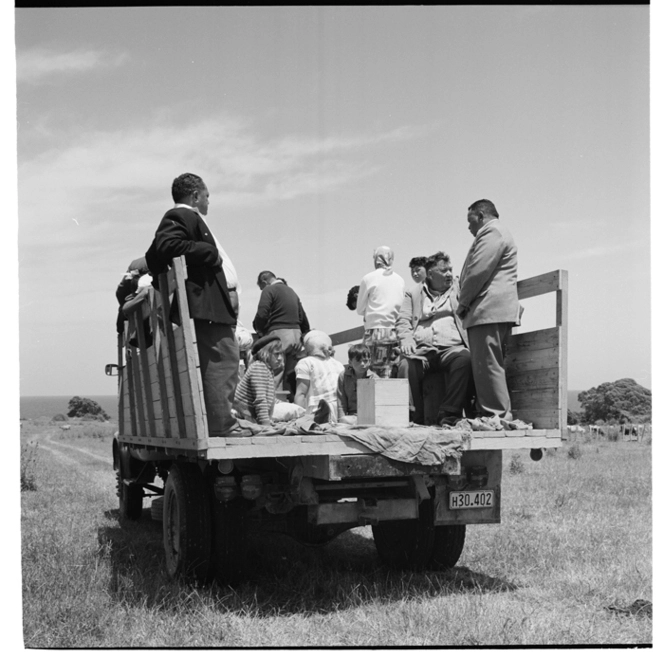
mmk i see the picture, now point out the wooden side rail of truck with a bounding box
[107,257,567,584]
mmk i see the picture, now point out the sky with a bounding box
[12,5,651,397]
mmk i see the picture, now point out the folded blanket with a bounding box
[241,416,467,466]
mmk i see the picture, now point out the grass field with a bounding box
[20,418,652,648]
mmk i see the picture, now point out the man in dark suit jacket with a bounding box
[395,251,473,425]
[253,270,311,398]
[145,173,248,436]
[457,199,520,420]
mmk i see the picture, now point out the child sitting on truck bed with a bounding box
[294,330,345,424]
[233,335,305,425]
[337,343,378,424]
[233,335,284,425]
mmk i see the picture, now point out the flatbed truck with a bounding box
[107,257,567,584]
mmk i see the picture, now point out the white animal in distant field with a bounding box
[61,424,71,430]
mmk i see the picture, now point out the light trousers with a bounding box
[467,322,512,419]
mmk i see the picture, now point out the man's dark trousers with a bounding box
[397,346,472,424]
[195,320,239,435]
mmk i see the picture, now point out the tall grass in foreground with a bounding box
[21,423,651,647]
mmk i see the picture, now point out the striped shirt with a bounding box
[233,361,275,425]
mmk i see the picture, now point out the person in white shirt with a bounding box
[356,246,405,377]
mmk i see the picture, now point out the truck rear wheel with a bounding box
[429,524,466,570]
[212,500,247,585]
[163,463,212,584]
[372,500,435,569]
[372,498,466,571]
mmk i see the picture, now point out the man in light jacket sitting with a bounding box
[395,251,473,426]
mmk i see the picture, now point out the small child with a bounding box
[233,335,284,425]
[337,343,377,424]
[294,330,345,424]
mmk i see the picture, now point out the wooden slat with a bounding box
[330,326,364,346]
[509,387,559,408]
[124,328,137,436]
[117,333,125,434]
[505,347,558,372]
[129,347,147,437]
[517,270,562,300]
[556,270,569,434]
[149,289,172,439]
[506,327,559,351]
[135,306,157,436]
[510,409,561,429]
[171,257,207,443]
[506,367,559,391]
[159,272,188,439]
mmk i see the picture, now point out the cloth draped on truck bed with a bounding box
[235,418,468,466]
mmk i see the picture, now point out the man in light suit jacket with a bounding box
[457,199,520,419]
[395,251,474,425]
[145,173,249,437]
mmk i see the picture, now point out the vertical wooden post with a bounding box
[556,270,568,435]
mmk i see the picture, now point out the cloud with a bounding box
[17,47,128,83]
[18,115,428,252]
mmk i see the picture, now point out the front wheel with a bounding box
[163,463,212,584]
[117,470,143,521]
[115,444,143,521]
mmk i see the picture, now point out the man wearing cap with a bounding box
[253,270,311,398]
[457,199,520,420]
[145,172,249,437]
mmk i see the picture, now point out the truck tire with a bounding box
[429,524,466,570]
[372,500,435,570]
[163,463,212,584]
[151,496,164,522]
[212,500,247,585]
[117,467,143,521]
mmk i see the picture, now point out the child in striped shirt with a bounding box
[233,335,284,425]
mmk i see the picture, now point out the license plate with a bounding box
[449,490,494,510]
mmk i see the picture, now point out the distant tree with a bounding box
[578,378,651,424]
[567,409,581,425]
[67,396,110,421]
[52,413,67,422]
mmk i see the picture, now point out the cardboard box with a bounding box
[357,378,409,427]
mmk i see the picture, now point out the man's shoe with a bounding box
[438,415,461,427]
[224,424,253,437]
[313,399,332,425]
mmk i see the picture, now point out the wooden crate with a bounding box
[357,378,409,427]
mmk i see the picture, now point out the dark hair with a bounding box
[256,270,276,286]
[346,285,360,310]
[255,338,283,363]
[468,199,499,219]
[348,343,370,362]
[172,173,205,203]
[426,251,451,271]
[409,257,427,270]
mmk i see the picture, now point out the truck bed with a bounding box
[115,258,567,459]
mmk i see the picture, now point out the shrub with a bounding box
[508,454,525,475]
[567,444,582,460]
[67,396,110,421]
[52,413,67,422]
[21,439,39,491]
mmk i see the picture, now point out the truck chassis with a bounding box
[108,258,567,583]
